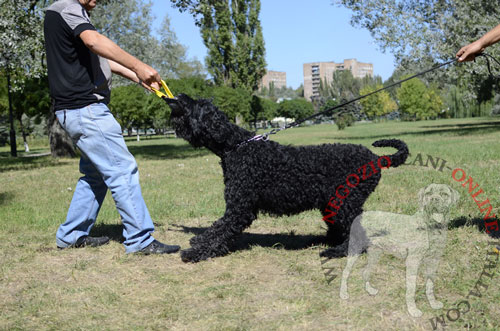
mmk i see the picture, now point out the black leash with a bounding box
[155,52,498,150]
[477,52,500,79]
[237,57,460,148]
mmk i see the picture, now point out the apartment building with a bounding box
[303,59,373,100]
[260,70,287,90]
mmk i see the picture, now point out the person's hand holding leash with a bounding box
[456,40,485,62]
[457,23,500,62]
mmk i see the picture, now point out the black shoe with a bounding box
[75,236,110,248]
[138,240,180,255]
[57,236,110,249]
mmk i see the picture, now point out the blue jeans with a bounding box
[55,103,155,252]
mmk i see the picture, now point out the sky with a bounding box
[151,0,397,89]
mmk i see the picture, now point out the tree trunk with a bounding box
[48,106,76,158]
[17,114,30,152]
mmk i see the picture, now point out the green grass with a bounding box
[1,117,500,330]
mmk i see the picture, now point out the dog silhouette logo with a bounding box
[339,183,460,317]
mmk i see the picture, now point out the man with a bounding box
[456,23,500,62]
[44,0,180,254]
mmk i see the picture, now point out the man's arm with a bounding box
[108,60,151,90]
[456,23,500,62]
[79,29,160,89]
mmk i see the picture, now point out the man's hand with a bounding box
[134,63,161,90]
[456,23,500,63]
[456,40,485,62]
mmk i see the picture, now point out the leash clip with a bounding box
[249,134,266,142]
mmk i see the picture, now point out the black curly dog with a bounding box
[166,94,409,262]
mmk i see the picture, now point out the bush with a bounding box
[335,114,352,130]
[345,113,355,126]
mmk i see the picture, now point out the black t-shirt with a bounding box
[44,0,112,111]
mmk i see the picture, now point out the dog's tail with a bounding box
[372,139,409,168]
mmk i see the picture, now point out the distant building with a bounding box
[303,59,373,101]
[260,70,287,90]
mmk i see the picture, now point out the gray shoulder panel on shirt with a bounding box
[47,0,92,31]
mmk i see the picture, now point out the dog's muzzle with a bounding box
[164,97,184,117]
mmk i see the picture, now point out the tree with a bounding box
[249,95,264,126]
[165,76,213,99]
[359,84,397,119]
[109,85,150,138]
[11,77,51,151]
[0,0,50,156]
[319,98,360,130]
[171,0,266,91]
[259,97,278,120]
[320,70,361,101]
[319,69,383,102]
[211,86,252,123]
[0,0,205,156]
[397,78,443,120]
[256,84,302,101]
[0,0,48,86]
[1,0,89,157]
[93,0,205,84]
[276,99,314,121]
[335,0,500,108]
[145,94,171,134]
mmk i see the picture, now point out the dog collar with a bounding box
[224,134,269,156]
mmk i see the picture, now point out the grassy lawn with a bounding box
[1,117,500,330]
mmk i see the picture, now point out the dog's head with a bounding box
[418,183,459,222]
[165,94,205,147]
[165,94,253,156]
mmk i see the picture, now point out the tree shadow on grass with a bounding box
[0,191,15,205]
[333,121,500,141]
[0,154,70,173]
[127,143,210,160]
[169,224,325,251]
[420,120,500,129]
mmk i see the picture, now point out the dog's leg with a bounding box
[423,252,444,309]
[339,217,366,300]
[339,254,360,300]
[363,247,382,296]
[181,207,257,263]
[405,254,423,318]
[424,231,446,309]
[425,278,443,309]
[320,207,365,258]
[320,221,350,258]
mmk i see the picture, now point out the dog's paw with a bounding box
[365,282,378,296]
[180,248,202,263]
[429,299,443,310]
[408,306,423,318]
[339,284,349,300]
[339,290,349,300]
